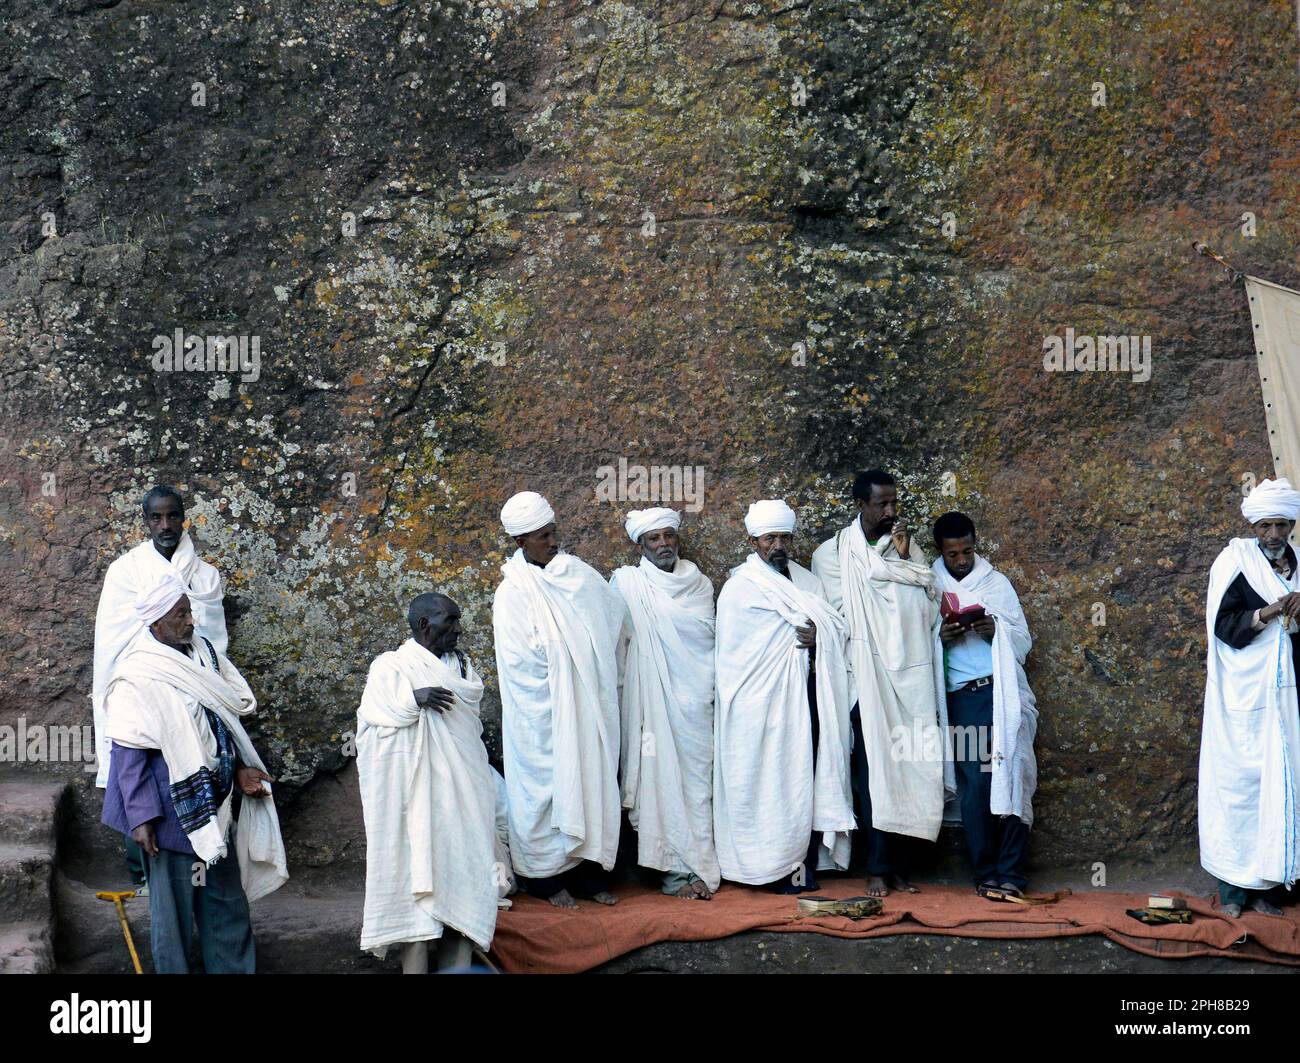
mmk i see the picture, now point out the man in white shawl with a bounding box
[611,507,720,900]
[930,511,1037,898]
[93,486,228,789]
[811,469,951,897]
[101,573,286,974]
[356,593,501,973]
[714,499,855,892]
[493,491,628,909]
[1201,476,1300,918]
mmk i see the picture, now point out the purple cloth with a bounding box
[101,742,196,856]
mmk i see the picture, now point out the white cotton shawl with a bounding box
[493,550,626,879]
[356,640,499,954]
[611,556,720,890]
[92,534,227,787]
[930,554,1039,826]
[104,632,287,902]
[713,554,855,885]
[1200,537,1300,890]
[811,520,953,840]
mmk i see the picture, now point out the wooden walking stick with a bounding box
[95,890,143,974]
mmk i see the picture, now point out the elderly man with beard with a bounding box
[101,574,285,973]
[93,486,229,893]
[812,469,951,898]
[1201,477,1300,918]
[493,491,628,909]
[713,499,854,893]
[611,507,720,900]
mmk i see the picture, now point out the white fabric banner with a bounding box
[1245,275,1300,485]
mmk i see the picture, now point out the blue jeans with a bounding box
[947,681,1030,889]
[146,838,256,974]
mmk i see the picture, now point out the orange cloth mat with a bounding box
[489,879,1300,973]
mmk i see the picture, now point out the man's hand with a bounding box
[939,621,966,645]
[236,766,273,798]
[1264,594,1300,622]
[413,686,456,713]
[970,615,997,641]
[795,620,817,649]
[890,520,910,559]
[131,821,159,857]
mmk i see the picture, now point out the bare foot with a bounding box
[692,880,714,901]
[547,889,578,909]
[888,875,919,894]
[865,874,889,898]
[1249,897,1283,916]
[1222,902,1243,919]
[590,890,618,906]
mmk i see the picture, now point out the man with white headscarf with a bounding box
[493,491,629,909]
[1201,476,1300,918]
[610,507,720,900]
[713,499,855,892]
[930,511,1037,899]
[356,593,500,972]
[100,573,286,973]
[811,469,951,898]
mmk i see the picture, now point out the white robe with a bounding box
[92,534,227,787]
[1200,537,1300,890]
[930,554,1039,825]
[713,553,854,885]
[610,556,720,890]
[493,550,627,879]
[104,632,287,903]
[811,521,953,840]
[356,640,499,954]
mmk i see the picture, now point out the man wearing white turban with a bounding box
[811,469,952,898]
[92,486,229,894]
[100,574,285,972]
[493,491,629,908]
[713,500,855,891]
[610,508,720,899]
[1201,476,1300,917]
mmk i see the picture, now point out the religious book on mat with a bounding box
[1146,895,1188,910]
[796,895,883,919]
[940,592,986,628]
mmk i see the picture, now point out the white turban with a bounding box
[625,507,681,544]
[501,491,556,537]
[744,499,797,537]
[1242,477,1300,524]
[135,572,189,625]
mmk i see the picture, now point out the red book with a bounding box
[941,592,986,628]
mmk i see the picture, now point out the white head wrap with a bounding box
[1242,477,1300,524]
[501,491,556,537]
[135,572,189,625]
[625,507,681,544]
[744,499,797,537]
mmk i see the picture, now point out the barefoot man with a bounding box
[493,491,627,909]
[611,507,720,900]
[812,470,952,897]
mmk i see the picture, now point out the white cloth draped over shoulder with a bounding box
[104,632,287,902]
[811,520,953,840]
[493,550,627,879]
[610,556,720,890]
[92,534,227,787]
[1200,537,1300,890]
[356,639,499,955]
[713,554,855,885]
[930,554,1039,825]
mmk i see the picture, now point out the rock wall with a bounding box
[3,0,1298,869]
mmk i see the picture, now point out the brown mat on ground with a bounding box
[489,880,1300,973]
